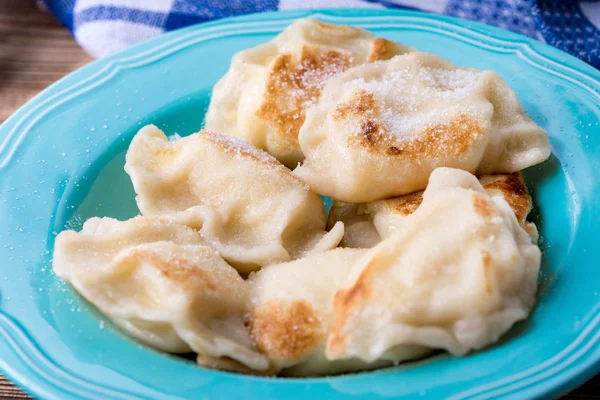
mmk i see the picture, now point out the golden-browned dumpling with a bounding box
[328,171,537,248]
[248,168,540,375]
[53,216,268,371]
[326,168,541,362]
[125,125,344,273]
[205,18,413,168]
[246,248,427,376]
[294,52,551,202]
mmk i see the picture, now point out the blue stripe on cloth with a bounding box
[165,0,279,30]
[170,0,278,15]
[360,0,418,10]
[41,0,76,31]
[74,6,167,28]
[532,0,600,68]
[445,0,537,37]
[164,13,214,30]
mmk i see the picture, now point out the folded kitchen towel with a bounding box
[40,0,600,68]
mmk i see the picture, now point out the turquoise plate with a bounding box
[1,8,599,400]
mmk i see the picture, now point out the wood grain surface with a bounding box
[0,1,598,399]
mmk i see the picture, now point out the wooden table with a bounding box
[0,1,599,399]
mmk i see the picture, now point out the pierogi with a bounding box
[246,248,424,376]
[327,168,541,362]
[245,168,541,374]
[125,125,343,273]
[205,18,413,168]
[53,216,268,371]
[294,52,550,202]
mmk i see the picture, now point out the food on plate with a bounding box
[294,52,551,202]
[328,171,538,248]
[244,168,540,374]
[326,168,541,361]
[52,18,549,378]
[125,125,344,274]
[53,216,268,372]
[246,248,424,376]
[205,18,413,168]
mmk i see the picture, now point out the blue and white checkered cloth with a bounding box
[41,0,600,68]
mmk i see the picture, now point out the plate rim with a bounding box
[1,7,599,400]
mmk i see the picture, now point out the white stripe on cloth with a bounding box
[581,2,600,29]
[278,0,385,10]
[74,0,175,13]
[75,20,164,58]
[384,0,449,13]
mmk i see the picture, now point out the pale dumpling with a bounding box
[294,52,551,202]
[326,168,541,362]
[125,125,344,273]
[329,171,537,248]
[53,216,268,371]
[205,18,413,168]
[246,248,428,376]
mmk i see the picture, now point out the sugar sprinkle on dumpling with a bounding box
[294,52,551,202]
[205,18,414,167]
[202,130,293,176]
[53,216,268,371]
[125,125,344,273]
[337,67,481,145]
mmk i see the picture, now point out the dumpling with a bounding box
[326,168,541,362]
[328,171,536,248]
[294,52,551,202]
[247,248,427,376]
[248,168,540,375]
[53,216,268,372]
[125,125,344,273]
[205,18,413,168]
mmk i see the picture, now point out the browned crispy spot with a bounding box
[249,300,323,362]
[387,146,402,155]
[472,192,495,220]
[256,46,351,143]
[368,38,400,62]
[328,255,377,355]
[335,91,388,149]
[339,90,484,158]
[383,191,424,216]
[402,114,483,158]
[481,250,493,294]
[334,90,378,120]
[360,119,380,146]
[480,173,531,225]
[334,272,371,313]
[120,248,217,291]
